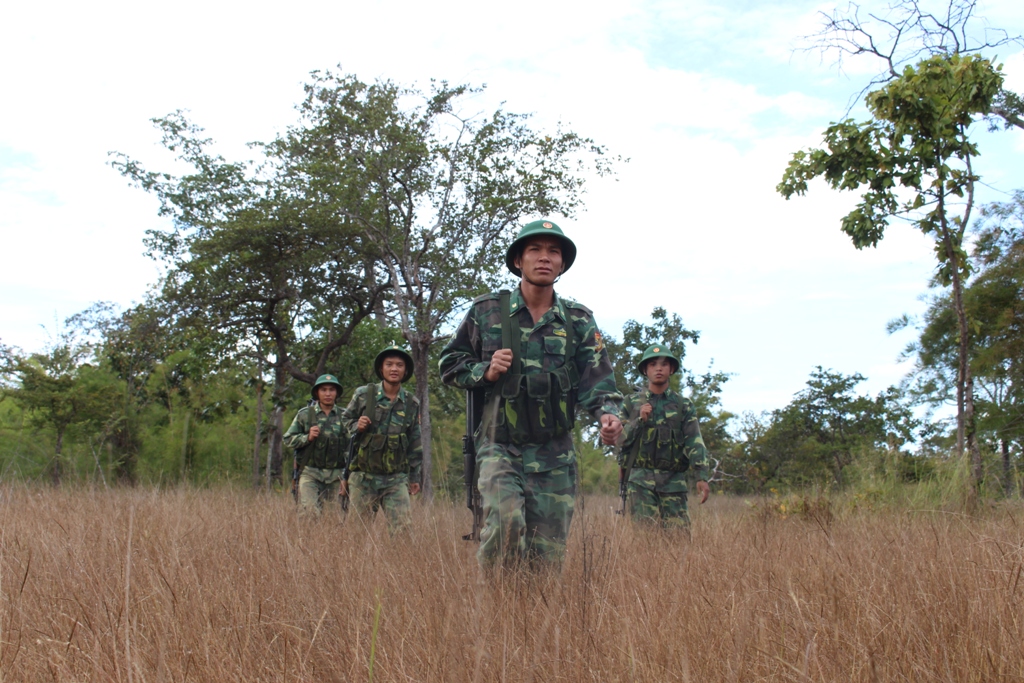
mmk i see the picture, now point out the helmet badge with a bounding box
[543,222,553,228]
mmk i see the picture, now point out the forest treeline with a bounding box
[1,195,1022,499]
[2,2,1023,500]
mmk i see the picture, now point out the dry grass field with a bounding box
[0,487,1022,682]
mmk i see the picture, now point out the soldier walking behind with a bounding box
[340,345,422,533]
[439,219,623,571]
[620,345,710,528]
[282,374,349,515]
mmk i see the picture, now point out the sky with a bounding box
[1,0,1022,419]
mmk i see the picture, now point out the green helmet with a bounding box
[505,219,577,277]
[374,344,414,383]
[637,343,680,376]
[311,373,343,399]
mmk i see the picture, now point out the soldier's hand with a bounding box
[339,480,348,497]
[357,416,372,432]
[639,403,653,421]
[696,480,710,504]
[484,349,513,382]
[308,425,320,440]
[599,414,623,445]
[409,482,421,496]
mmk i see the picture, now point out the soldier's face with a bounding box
[381,357,406,384]
[317,385,338,406]
[644,357,673,386]
[515,236,564,286]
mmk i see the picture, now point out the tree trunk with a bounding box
[411,336,433,500]
[940,218,978,506]
[180,410,192,480]
[1002,438,1012,497]
[265,365,288,488]
[252,375,264,489]
[52,428,64,486]
[115,381,138,485]
[266,406,284,489]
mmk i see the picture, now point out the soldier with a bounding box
[439,219,623,571]
[282,373,349,515]
[340,344,422,533]
[619,344,710,528]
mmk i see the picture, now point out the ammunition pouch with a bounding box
[636,423,689,472]
[353,432,410,475]
[492,362,579,446]
[306,432,344,470]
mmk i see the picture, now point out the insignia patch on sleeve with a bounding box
[594,331,605,352]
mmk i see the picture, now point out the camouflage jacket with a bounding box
[282,403,349,470]
[439,287,622,472]
[620,388,709,491]
[341,383,422,484]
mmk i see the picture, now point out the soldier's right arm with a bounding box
[282,409,310,450]
[439,300,494,390]
[341,387,366,436]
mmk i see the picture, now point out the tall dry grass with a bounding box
[0,487,1021,682]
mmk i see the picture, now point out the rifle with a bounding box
[617,466,627,515]
[462,386,485,541]
[340,433,356,512]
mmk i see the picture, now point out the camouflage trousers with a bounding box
[297,466,344,515]
[476,442,576,570]
[348,471,412,533]
[627,483,690,528]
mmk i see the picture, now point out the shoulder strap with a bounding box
[562,300,577,365]
[500,290,520,375]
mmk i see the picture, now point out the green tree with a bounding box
[1,335,120,485]
[806,0,1022,130]
[69,300,175,484]
[778,51,1005,498]
[905,190,1024,493]
[276,72,619,497]
[112,112,389,483]
[734,368,916,490]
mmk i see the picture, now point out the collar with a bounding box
[508,286,566,323]
[375,382,406,404]
[316,403,341,416]
[646,386,677,401]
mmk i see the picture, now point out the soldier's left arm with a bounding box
[569,306,623,419]
[681,399,710,482]
[407,397,423,486]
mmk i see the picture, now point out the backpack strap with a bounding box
[501,290,520,375]
[560,299,579,385]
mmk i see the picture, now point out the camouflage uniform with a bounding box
[620,388,709,528]
[439,286,622,568]
[341,383,422,532]
[283,403,349,515]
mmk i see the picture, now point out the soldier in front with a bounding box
[341,344,422,533]
[439,219,623,571]
[619,344,710,528]
[282,373,348,515]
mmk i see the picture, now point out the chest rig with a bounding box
[484,290,580,446]
[300,409,346,470]
[350,385,415,475]
[633,393,690,472]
